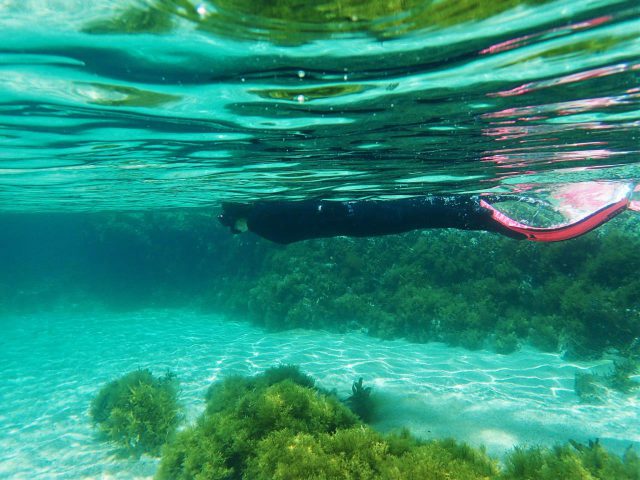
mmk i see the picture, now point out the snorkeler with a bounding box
[218,182,638,244]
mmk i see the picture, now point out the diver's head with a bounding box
[218,202,250,234]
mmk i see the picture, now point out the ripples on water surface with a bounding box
[0,0,639,211]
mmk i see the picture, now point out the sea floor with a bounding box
[0,309,638,479]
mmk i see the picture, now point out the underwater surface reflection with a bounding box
[0,0,639,210]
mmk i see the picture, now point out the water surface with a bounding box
[1,0,639,211]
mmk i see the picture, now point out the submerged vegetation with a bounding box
[2,211,639,362]
[151,365,639,480]
[575,353,640,403]
[217,224,640,360]
[345,377,376,423]
[156,366,501,480]
[90,369,181,456]
[501,440,640,480]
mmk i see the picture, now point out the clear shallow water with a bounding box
[1,2,639,478]
[0,310,638,479]
[0,0,639,211]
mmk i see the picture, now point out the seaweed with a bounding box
[156,366,639,479]
[574,355,639,402]
[156,367,500,480]
[607,359,640,394]
[501,440,640,480]
[90,369,181,457]
[213,225,640,360]
[7,211,639,361]
[345,377,376,423]
[244,429,499,480]
[574,371,606,404]
[259,363,316,389]
[156,376,358,479]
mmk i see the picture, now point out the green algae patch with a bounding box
[155,366,640,479]
[215,227,640,360]
[90,369,181,457]
[575,356,640,403]
[156,378,359,479]
[345,376,377,423]
[501,440,640,480]
[155,367,499,480]
[245,430,498,480]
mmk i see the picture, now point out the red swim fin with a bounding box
[630,185,640,212]
[480,181,635,242]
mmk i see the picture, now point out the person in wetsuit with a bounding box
[218,188,635,244]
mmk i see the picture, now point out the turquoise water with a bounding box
[2,310,638,479]
[1,0,640,478]
[0,0,639,210]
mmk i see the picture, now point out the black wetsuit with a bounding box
[218,195,525,244]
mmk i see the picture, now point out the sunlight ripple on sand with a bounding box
[0,309,638,479]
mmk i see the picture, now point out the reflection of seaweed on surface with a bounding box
[82,0,191,34]
[76,82,181,108]
[249,84,367,102]
[82,0,556,43]
[345,377,376,423]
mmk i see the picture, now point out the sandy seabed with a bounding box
[0,309,638,479]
